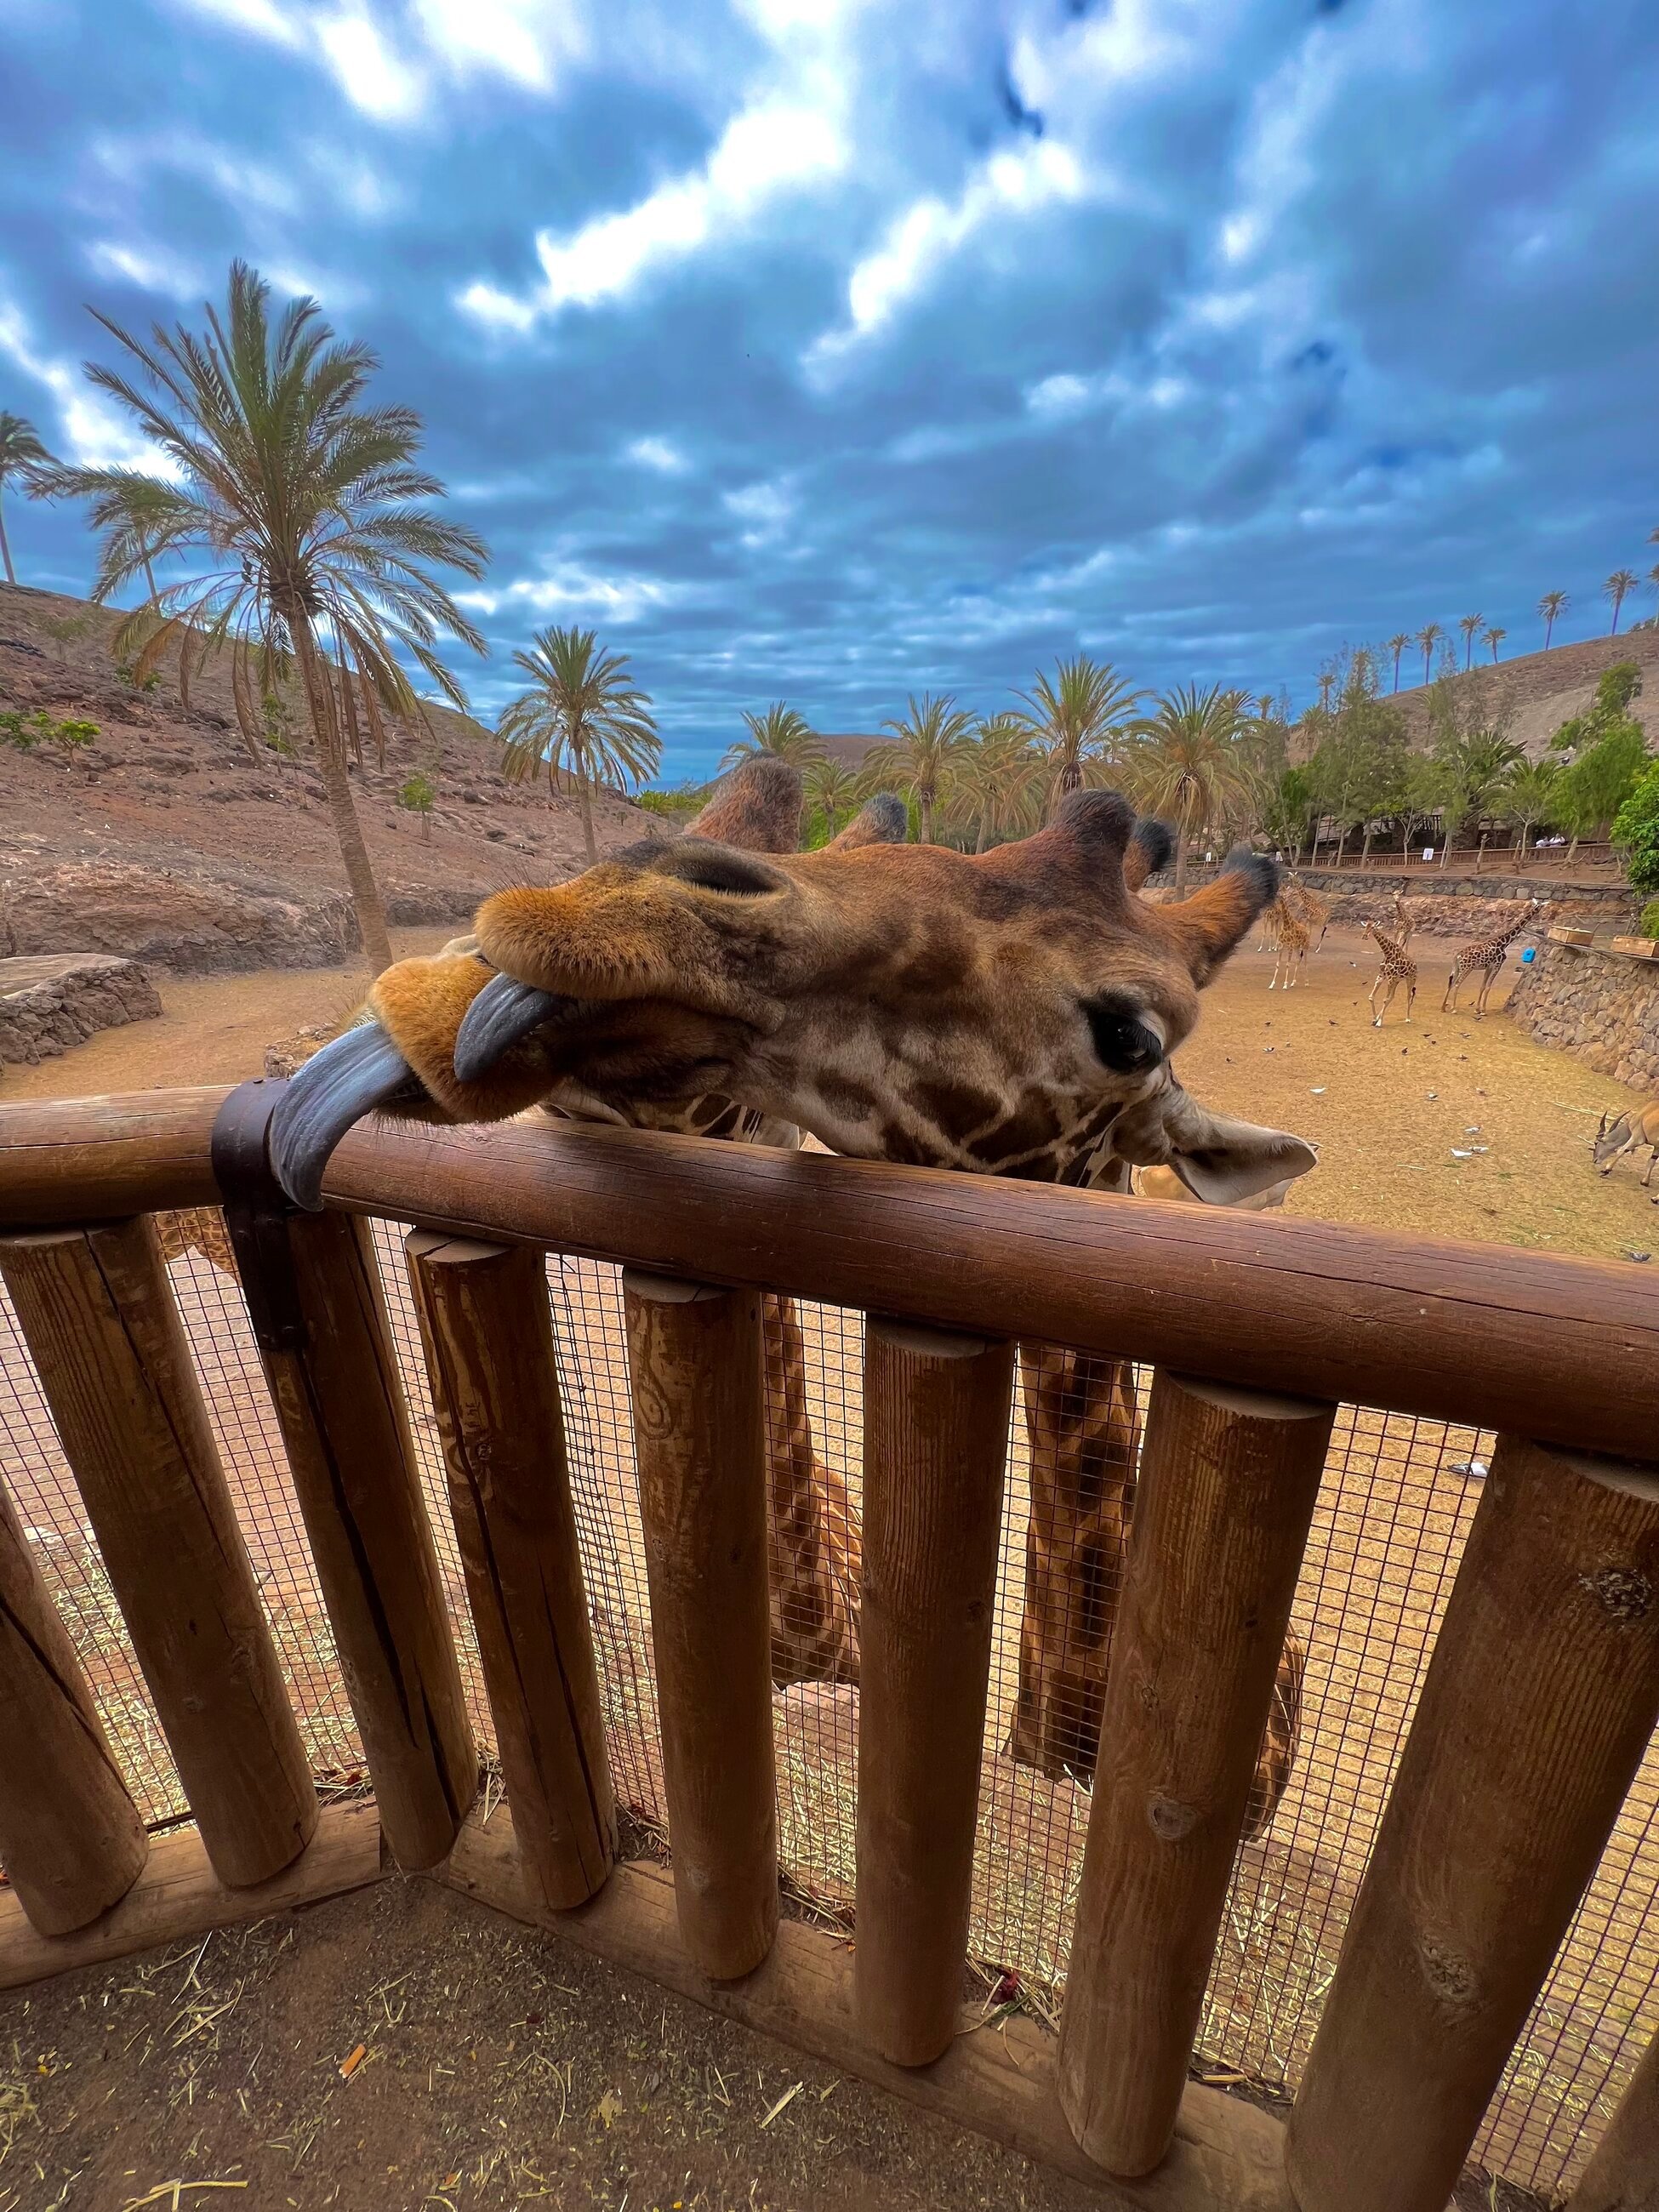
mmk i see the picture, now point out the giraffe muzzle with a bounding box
[268,1022,425,1211]
[453,974,567,1084]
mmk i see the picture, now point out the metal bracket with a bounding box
[209,1079,309,1356]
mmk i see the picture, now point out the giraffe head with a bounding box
[271,781,1311,1206]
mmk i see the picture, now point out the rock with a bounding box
[0,952,161,1068]
[1507,940,1659,1097]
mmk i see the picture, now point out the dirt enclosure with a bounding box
[3,927,1657,2208]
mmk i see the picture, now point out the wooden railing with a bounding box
[1,1084,1656,2212]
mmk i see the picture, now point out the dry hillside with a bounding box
[0,584,657,973]
[1373,623,1659,758]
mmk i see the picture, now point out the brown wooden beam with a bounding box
[1567,2021,1659,2212]
[856,1317,1012,2067]
[248,1209,477,1871]
[1,1097,1654,1459]
[0,1800,385,1992]
[0,1221,317,1890]
[0,1469,148,1935]
[437,1805,1295,2212]
[622,1269,778,1980]
[1060,1374,1332,2175]
[1286,1440,1659,2212]
[405,1231,614,1910]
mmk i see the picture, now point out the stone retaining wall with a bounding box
[0,952,162,1069]
[1506,940,1659,1093]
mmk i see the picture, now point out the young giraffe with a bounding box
[1441,899,1544,1017]
[1268,901,1311,990]
[271,790,1319,1833]
[1360,898,1417,1027]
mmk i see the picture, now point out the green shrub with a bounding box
[397,772,436,837]
[637,783,709,820]
[0,709,99,761]
[1613,761,1659,898]
[1640,898,1659,942]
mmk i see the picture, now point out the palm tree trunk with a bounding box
[0,493,14,586]
[1173,833,1188,898]
[919,790,934,845]
[289,612,395,976]
[975,813,989,855]
[578,773,597,866]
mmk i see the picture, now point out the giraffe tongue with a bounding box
[268,1023,424,1212]
[453,974,566,1083]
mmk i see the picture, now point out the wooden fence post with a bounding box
[622,1270,776,1981]
[248,1209,476,1871]
[1568,2024,1659,2212]
[1286,1438,1659,2212]
[855,1318,1013,2067]
[1058,1371,1333,2175]
[406,1232,614,1909]
[0,1471,149,1935]
[0,1222,316,1888]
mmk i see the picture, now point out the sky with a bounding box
[3,0,1658,783]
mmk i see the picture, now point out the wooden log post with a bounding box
[0,1471,149,1935]
[1286,1438,1659,2212]
[405,1232,614,1909]
[248,1209,476,1871]
[855,1319,1014,2067]
[1058,1372,1334,2175]
[1568,2024,1659,2212]
[621,1270,777,1981]
[0,1222,316,1888]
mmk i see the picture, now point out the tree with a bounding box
[1386,634,1410,692]
[1555,723,1648,858]
[0,413,55,588]
[1305,662,1410,864]
[721,701,823,772]
[1485,625,1507,662]
[500,625,660,865]
[1432,724,1524,845]
[1538,589,1568,647]
[397,772,436,840]
[45,263,487,976]
[1614,760,1659,899]
[1605,569,1639,635]
[1121,683,1257,894]
[857,692,975,846]
[1258,764,1317,860]
[1417,622,1444,684]
[943,713,1046,852]
[1015,654,1143,814]
[804,755,857,844]
[1496,756,1560,864]
[1457,613,1485,670]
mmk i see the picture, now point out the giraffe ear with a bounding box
[1111,1074,1319,1204]
[1158,848,1280,983]
[1123,818,1174,894]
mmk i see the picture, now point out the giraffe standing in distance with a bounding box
[1268,902,1311,990]
[1441,900,1545,1016]
[1360,898,1417,1027]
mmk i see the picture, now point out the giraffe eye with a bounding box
[1082,994,1166,1075]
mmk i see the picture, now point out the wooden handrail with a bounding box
[1,1086,1656,1459]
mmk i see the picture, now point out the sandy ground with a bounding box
[3,923,1656,2210]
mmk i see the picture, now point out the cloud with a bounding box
[85,240,203,297]
[462,96,845,328]
[627,436,691,473]
[315,12,427,121]
[0,296,175,472]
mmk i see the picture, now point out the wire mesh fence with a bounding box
[2,1208,1656,2201]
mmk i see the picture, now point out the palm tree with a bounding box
[1537,590,1568,648]
[1605,569,1639,635]
[1457,613,1484,670]
[1649,562,1659,614]
[1485,625,1507,663]
[1417,622,1444,684]
[1386,634,1411,692]
[804,755,857,841]
[45,263,486,975]
[721,701,823,772]
[857,693,975,845]
[500,625,660,864]
[0,413,55,588]
[1434,728,1525,845]
[1120,683,1257,895]
[1497,756,1560,867]
[1015,653,1143,814]
[943,713,1045,852]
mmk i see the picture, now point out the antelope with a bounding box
[1593,1103,1659,1187]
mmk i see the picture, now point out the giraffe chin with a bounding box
[268,1022,425,1211]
